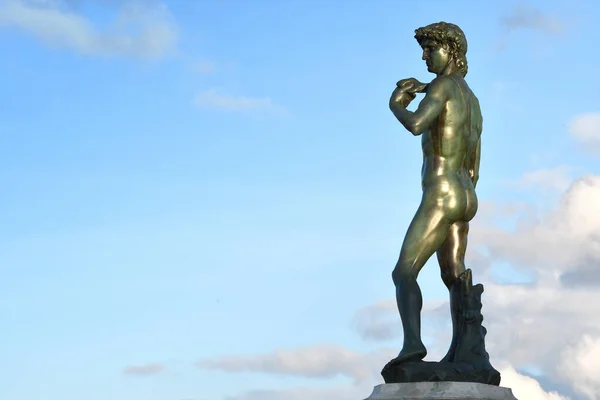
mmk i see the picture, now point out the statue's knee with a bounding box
[441,268,460,289]
[441,275,453,290]
[392,264,415,286]
[440,270,451,287]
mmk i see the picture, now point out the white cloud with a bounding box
[194,89,285,113]
[568,112,600,154]
[481,283,600,378]
[500,366,570,400]
[558,335,600,400]
[513,165,578,192]
[0,0,178,59]
[198,344,392,384]
[471,175,600,284]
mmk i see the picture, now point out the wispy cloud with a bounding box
[123,362,165,376]
[191,60,216,75]
[197,344,390,384]
[351,299,397,341]
[194,89,285,113]
[497,3,565,49]
[512,165,578,192]
[0,0,178,59]
[568,112,600,155]
[500,3,564,34]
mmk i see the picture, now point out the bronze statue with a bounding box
[383,22,499,385]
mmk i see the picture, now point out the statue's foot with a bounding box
[386,343,427,366]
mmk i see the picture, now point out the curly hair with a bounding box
[414,22,468,77]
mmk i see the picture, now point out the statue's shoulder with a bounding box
[426,76,455,98]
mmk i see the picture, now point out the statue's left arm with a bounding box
[469,97,483,188]
[389,78,448,136]
[470,137,481,188]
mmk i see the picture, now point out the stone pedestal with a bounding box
[364,382,518,400]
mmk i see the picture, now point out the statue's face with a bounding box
[421,40,450,74]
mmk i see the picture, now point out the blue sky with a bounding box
[1,1,600,399]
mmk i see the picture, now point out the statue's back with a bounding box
[468,92,483,161]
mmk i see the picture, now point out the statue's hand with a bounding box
[396,78,425,94]
[390,86,416,108]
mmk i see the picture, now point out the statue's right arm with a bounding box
[390,77,449,136]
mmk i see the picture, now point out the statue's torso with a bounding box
[420,74,482,222]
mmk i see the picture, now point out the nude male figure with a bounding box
[388,22,482,364]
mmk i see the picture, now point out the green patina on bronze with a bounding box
[385,22,499,385]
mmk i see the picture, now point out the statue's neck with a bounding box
[438,59,459,77]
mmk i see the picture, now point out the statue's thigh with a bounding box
[399,202,452,274]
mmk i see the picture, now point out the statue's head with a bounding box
[414,22,468,77]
